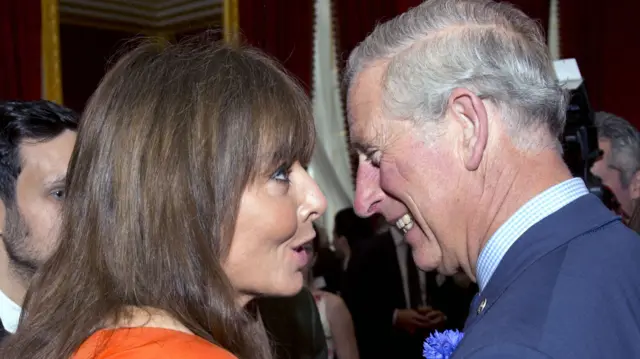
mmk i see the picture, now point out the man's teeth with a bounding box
[395,213,414,234]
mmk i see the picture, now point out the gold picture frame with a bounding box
[41,0,63,104]
[41,0,238,105]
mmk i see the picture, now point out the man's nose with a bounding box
[353,162,384,217]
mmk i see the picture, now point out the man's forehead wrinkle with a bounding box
[348,61,391,153]
[352,113,387,153]
[348,100,376,150]
[371,125,388,149]
[347,116,366,150]
[350,91,379,116]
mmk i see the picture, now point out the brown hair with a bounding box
[1,35,315,359]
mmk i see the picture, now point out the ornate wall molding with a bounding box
[223,0,239,45]
[548,0,560,60]
[59,1,222,34]
[42,0,63,103]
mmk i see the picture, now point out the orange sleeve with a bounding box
[73,328,238,359]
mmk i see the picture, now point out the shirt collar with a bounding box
[476,178,589,291]
[0,289,21,333]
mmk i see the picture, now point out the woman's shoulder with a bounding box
[72,327,237,359]
[319,291,351,320]
[319,291,345,308]
[312,290,345,313]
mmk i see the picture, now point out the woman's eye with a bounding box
[271,166,291,183]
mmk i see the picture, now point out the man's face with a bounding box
[1,130,76,279]
[591,138,634,216]
[348,65,473,274]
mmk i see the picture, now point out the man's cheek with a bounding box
[379,166,402,194]
[381,160,411,189]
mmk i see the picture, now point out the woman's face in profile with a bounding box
[224,162,326,303]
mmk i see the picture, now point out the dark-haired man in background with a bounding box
[0,101,78,340]
[333,207,375,273]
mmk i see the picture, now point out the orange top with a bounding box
[72,327,238,359]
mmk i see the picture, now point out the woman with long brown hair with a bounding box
[1,37,326,359]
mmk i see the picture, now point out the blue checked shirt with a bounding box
[476,178,589,291]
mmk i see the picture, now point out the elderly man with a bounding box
[591,112,640,219]
[346,0,640,358]
[0,101,78,340]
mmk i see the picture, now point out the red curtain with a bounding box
[238,0,314,93]
[560,1,640,127]
[334,0,420,70]
[0,0,42,100]
[60,25,136,113]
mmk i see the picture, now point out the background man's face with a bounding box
[1,130,76,279]
[591,138,633,215]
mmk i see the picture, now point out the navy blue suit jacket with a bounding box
[453,194,640,358]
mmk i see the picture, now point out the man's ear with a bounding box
[630,171,640,200]
[447,88,489,171]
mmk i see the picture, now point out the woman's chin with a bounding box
[237,272,305,303]
[274,273,304,297]
[287,273,305,295]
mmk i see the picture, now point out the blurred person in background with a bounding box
[256,288,329,359]
[591,111,640,221]
[0,101,78,341]
[332,207,375,272]
[627,201,640,233]
[310,224,343,294]
[345,225,467,359]
[303,224,359,359]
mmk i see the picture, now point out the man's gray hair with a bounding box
[595,112,640,187]
[346,0,567,150]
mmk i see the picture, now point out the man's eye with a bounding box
[369,152,381,167]
[51,189,65,200]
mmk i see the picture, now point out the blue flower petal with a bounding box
[423,330,464,359]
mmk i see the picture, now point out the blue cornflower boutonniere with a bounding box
[423,330,464,359]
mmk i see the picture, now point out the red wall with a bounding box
[61,24,135,113]
[60,25,219,114]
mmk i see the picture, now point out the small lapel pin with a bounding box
[477,298,487,314]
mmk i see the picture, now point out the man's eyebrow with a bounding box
[350,128,383,156]
[350,141,369,154]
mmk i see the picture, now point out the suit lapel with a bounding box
[465,195,619,329]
